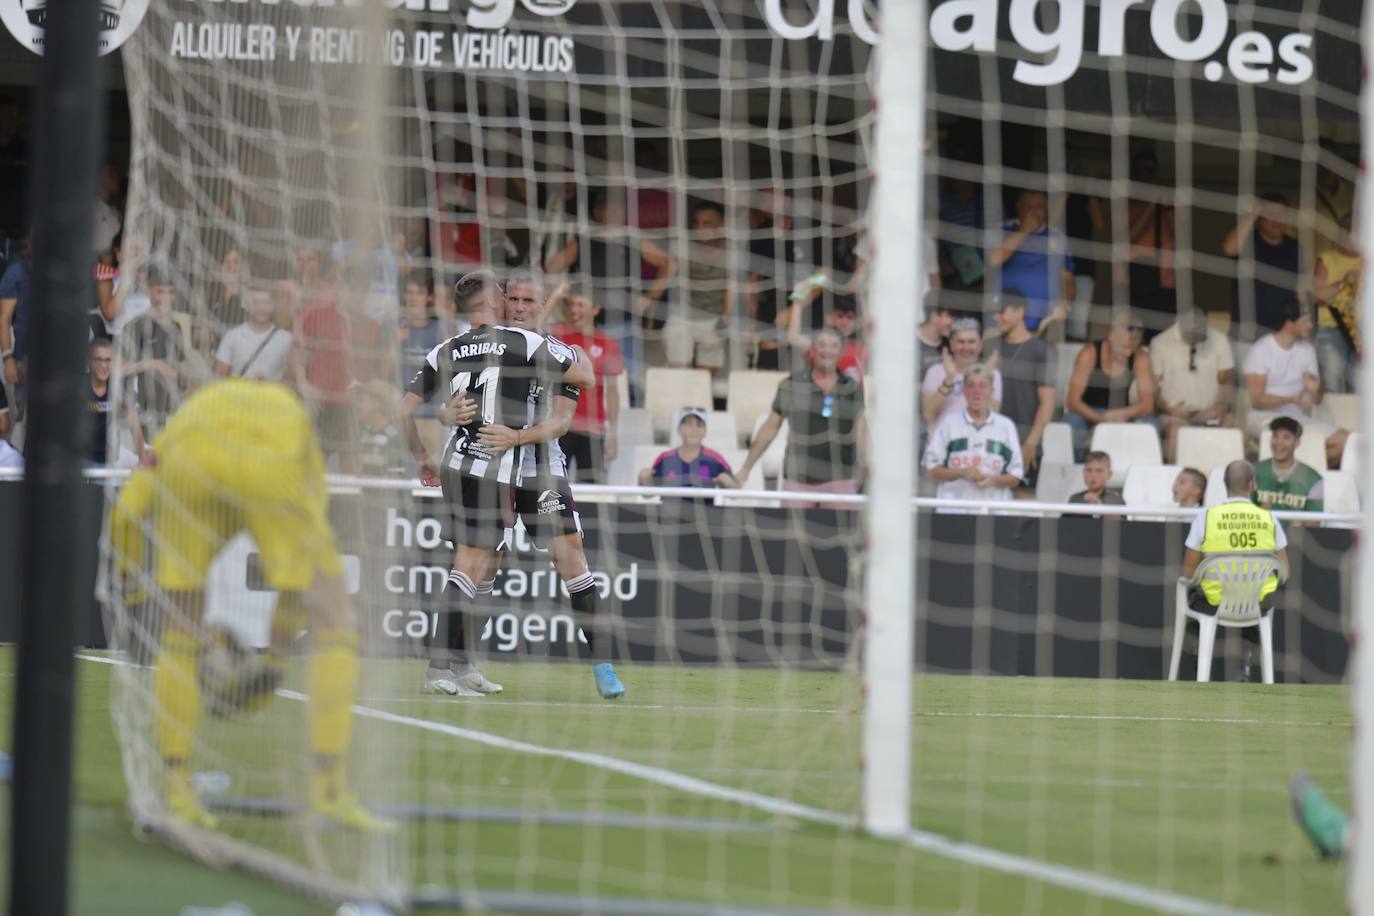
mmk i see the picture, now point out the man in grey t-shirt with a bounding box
[992,291,1054,477]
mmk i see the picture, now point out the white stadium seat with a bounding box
[1122,464,1183,509]
[1040,421,1074,466]
[613,371,630,416]
[645,368,713,437]
[1034,462,1083,505]
[1258,424,1329,471]
[1174,426,1245,475]
[750,413,789,480]
[1343,431,1364,481]
[1319,392,1361,432]
[1321,470,1360,515]
[726,370,787,447]
[1203,467,1227,506]
[1089,422,1163,487]
[616,407,656,447]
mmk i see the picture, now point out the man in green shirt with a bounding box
[1255,416,1325,512]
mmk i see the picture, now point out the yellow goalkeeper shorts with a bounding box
[118,379,343,593]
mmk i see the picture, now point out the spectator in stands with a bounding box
[922,317,1002,426]
[118,262,197,437]
[551,285,623,483]
[1183,459,1287,681]
[987,188,1075,338]
[745,188,804,370]
[200,244,245,352]
[739,327,866,507]
[1311,227,1360,394]
[1224,193,1300,342]
[395,269,443,397]
[355,379,408,478]
[293,244,336,312]
[212,284,291,381]
[922,364,1023,505]
[0,233,30,399]
[94,163,122,255]
[1150,307,1236,463]
[291,261,391,474]
[1069,451,1124,506]
[639,408,739,488]
[1117,151,1176,341]
[0,375,19,469]
[1173,467,1206,508]
[667,201,730,375]
[1243,299,1348,467]
[543,188,676,401]
[918,289,954,383]
[1255,417,1325,513]
[87,338,143,466]
[1064,308,1157,457]
[937,174,985,290]
[992,292,1054,476]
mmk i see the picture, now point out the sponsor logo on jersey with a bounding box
[451,341,508,360]
[4,0,149,55]
[545,336,577,364]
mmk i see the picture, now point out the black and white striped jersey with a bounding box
[407,324,576,484]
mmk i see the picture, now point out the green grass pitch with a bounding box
[0,649,1353,914]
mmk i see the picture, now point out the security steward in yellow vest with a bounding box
[1181,460,1288,677]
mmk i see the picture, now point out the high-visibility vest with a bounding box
[1197,500,1280,605]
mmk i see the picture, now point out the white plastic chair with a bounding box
[1040,421,1074,466]
[1034,462,1083,505]
[1343,431,1364,481]
[1258,424,1329,470]
[1320,469,1360,515]
[645,368,713,436]
[1168,552,1282,684]
[1175,426,1245,474]
[1089,422,1164,487]
[726,370,787,447]
[1203,467,1227,507]
[1121,464,1182,509]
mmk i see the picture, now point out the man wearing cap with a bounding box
[641,408,740,488]
[1255,416,1325,512]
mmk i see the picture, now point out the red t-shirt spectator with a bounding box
[296,303,387,404]
[550,323,623,435]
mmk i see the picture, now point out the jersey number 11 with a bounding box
[452,367,500,425]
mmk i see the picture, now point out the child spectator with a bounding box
[1069,451,1125,506]
[640,408,739,488]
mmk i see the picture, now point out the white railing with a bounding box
[0,466,1359,527]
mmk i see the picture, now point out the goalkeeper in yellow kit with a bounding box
[110,378,389,832]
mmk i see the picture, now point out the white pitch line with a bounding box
[354,695,1346,728]
[79,654,1269,916]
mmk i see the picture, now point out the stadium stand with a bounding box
[645,368,713,437]
[727,370,788,448]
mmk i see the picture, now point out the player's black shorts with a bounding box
[439,465,515,552]
[513,479,582,549]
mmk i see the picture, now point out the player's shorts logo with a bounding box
[537,489,566,515]
[5,0,149,55]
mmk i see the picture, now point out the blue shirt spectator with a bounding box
[0,252,31,365]
[990,190,1075,332]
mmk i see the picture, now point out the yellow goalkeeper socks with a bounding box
[307,627,359,766]
[156,629,202,763]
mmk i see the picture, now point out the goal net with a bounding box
[97,0,1367,913]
